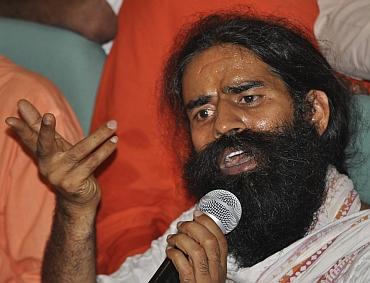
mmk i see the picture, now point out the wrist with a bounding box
[56,195,97,217]
[53,199,97,241]
[54,177,101,211]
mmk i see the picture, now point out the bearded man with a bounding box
[6,13,370,283]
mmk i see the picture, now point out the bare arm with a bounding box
[0,0,117,43]
[5,100,118,282]
[42,201,97,283]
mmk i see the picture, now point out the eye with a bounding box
[194,108,215,121]
[239,95,262,105]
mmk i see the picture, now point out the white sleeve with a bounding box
[102,0,124,54]
[105,0,123,14]
[314,0,370,80]
[97,207,195,283]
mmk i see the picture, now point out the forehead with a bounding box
[185,44,260,74]
[182,44,287,101]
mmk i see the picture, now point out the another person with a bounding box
[0,0,119,45]
[0,56,83,282]
[7,14,370,282]
[315,0,370,81]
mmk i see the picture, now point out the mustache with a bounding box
[184,121,321,198]
[190,125,302,168]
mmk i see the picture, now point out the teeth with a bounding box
[225,150,244,162]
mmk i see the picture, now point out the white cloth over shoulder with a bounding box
[314,0,370,80]
[106,0,123,15]
[98,167,370,282]
[102,0,123,54]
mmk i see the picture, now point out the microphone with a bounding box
[148,189,242,283]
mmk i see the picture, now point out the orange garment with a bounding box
[0,56,83,283]
[92,0,319,274]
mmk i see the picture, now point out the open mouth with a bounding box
[219,148,257,175]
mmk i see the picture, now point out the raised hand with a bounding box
[5,99,118,209]
[166,211,228,283]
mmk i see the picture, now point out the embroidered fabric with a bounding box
[311,165,361,231]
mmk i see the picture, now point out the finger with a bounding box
[166,246,195,283]
[17,99,43,131]
[193,212,228,271]
[70,136,118,178]
[17,99,72,149]
[66,120,117,162]
[177,219,223,278]
[6,116,39,153]
[167,232,212,282]
[37,113,58,159]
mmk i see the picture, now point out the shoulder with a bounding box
[0,56,83,141]
[0,56,65,112]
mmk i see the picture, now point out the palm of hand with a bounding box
[6,99,118,208]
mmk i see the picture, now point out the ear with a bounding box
[308,90,329,135]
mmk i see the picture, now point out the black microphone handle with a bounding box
[148,256,180,283]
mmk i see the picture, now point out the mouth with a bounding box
[219,148,257,175]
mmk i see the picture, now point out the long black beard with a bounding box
[183,118,330,268]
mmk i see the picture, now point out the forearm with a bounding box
[0,1,40,20]
[0,0,117,43]
[42,199,97,283]
[0,0,76,25]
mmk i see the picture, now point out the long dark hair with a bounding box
[162,13,353,173]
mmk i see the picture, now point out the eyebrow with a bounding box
[223,80,264,94]
[186,95,213,111]
[185,81,265,111]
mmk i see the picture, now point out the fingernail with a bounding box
[193,210,203,218]
[43,115,51,125]
[176,221,183,229]
[5,118,14,126]
[107,120,117,130]
[110,136,118,143]
[166,234,173,241]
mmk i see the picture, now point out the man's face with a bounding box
[182,44,294,167]
[180,44,330,268]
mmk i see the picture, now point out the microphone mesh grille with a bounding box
[198,190,242,234]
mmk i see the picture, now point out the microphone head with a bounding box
[197,189,242,234]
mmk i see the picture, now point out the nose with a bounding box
[213,100,247,139]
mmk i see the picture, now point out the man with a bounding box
[91,1,319,274]
[6,14,370,282]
